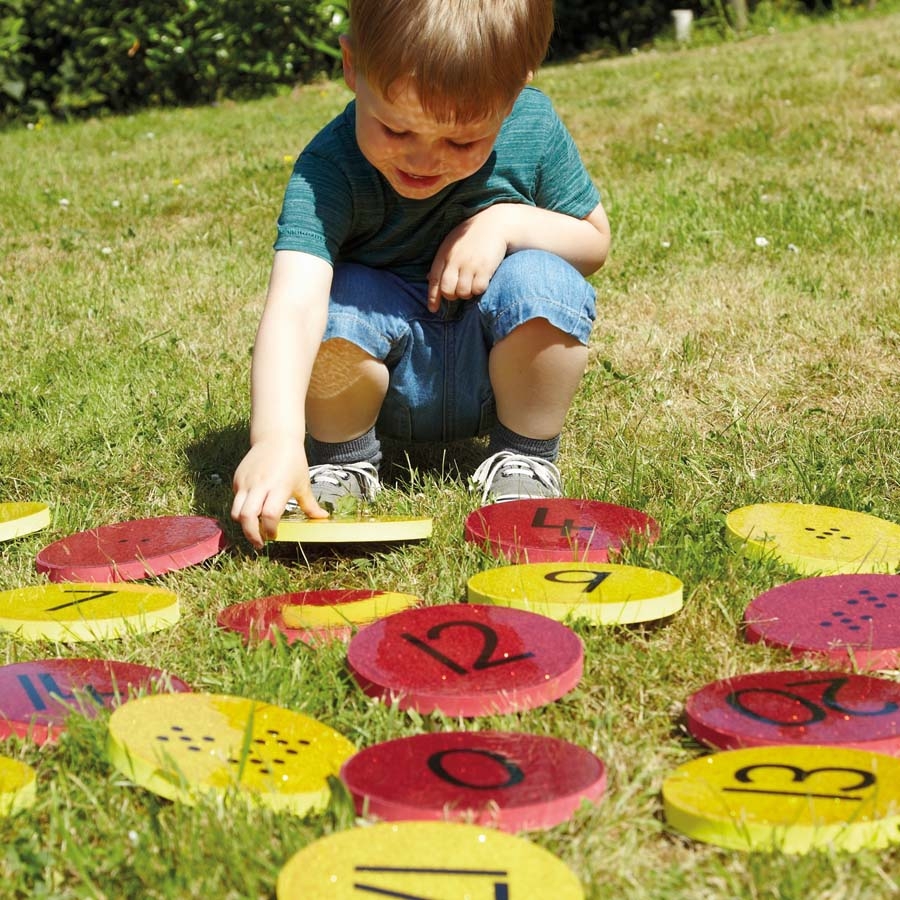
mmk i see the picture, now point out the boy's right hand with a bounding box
[230,440,328,549]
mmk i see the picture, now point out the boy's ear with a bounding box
[340,35,357,92]
[525,70,534,83]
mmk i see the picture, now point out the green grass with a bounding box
[2,7,900,898]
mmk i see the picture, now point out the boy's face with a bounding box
[342,41,511,200]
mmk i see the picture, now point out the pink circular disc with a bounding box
[217,589,419,646]
[686,670,900,756]
[341,730,606,831]
[35,516,228,582]
[346,603,583,717]
[0,658,191,744]
[744,574,900,669]
[464,499,659,563]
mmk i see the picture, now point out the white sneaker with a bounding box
[285,462,381,513]
[470,451,562,504]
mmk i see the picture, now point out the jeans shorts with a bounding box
[323,249,596,444]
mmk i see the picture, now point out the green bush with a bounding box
[0,0,346,120]
[551,0,675,54]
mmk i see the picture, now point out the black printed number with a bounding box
[544,569,611,594]
[427,748,525,790]
[401,620,535,675]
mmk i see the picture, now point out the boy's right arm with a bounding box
[231,250,332,548]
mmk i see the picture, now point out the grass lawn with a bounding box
[2,7,900,898]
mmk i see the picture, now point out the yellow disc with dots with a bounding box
[0,503,50,541]
[0,756,37,816]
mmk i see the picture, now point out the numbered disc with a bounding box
[217,589,420,646]
[274,512,432,544]
[663,744,900,853]
[744,573,900,670]
[277,820,584,899]
[0,658,191,744]
[347,603,583,717]
[464,499,659,563]
[0,503,50,541]
[107,693,355,814]
[0,756,37,817]
[341,731,606,832]
[0,582,179,641]
[35,515,228,582]
[467,562,682,625]
[685,670,900,755]
[726,503,900,576]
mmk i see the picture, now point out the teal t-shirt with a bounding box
[274,86,600,282]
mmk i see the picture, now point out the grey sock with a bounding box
[488,422,560,462]
[307,427,382,468]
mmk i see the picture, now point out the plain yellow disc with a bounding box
[663,744,900,853]
[274,513,432,544]
[0,503,50,542]
[0,582,180,641]
[726,503,900,575]
[107,693,355,815]
[277,820,584,898]
[280,592,419,629]
[467,562,683,624]
[0,756,37,816]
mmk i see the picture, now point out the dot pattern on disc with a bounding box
[685,669,900,755]
[35,515,228,582]
[276,820,585,899]
[464,498,659,563]
[467,561,682,624]
[346,603,583,717]
[0,582,180,642]
[107,693,355,814]
[726,503,900,575]
[0,756,37,817]
[340,730,606,831]
[663,744,900,853]
[216,589,420,646]
[0,502,50,542]
[0,658,191,744]
[744,573,900,670]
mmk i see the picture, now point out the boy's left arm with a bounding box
[427,201,610,312]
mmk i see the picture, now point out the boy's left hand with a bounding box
[427,206,509,312]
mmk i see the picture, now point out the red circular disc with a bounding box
[464,499,659,563]
[217,590,420,646]
[340,730,606,832]
[35,516,228,582]
[744,574,900,669]
[685,670,900,756]
[0,658,191,744]
[346,603,583,717]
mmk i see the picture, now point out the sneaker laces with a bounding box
[470,451,562,504]
[308,462,381,501]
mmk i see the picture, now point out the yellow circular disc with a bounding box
[277,820,584,899]
[663,744,900,854]
[0,503,50,542]
[0,755,37,816]
[107,693,355,815]
[467,562,683,624]
[274,513,432,544]
[280,592,418,629]
[726,503,900,576]
[0,583,180,641]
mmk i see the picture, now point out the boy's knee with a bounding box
[308,339,383,401]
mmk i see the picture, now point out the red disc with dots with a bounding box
[464,499,659,563]
[340,730,606,831]
[36,515,228,582]
[744,574,900,669]
[346,603,583,717]
[685,669,900,756]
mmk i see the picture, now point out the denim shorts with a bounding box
[323,249,596,443]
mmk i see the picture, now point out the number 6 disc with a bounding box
[347,604,583,717]
[685,670,900,755]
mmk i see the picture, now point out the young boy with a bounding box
[232,0,611,548]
